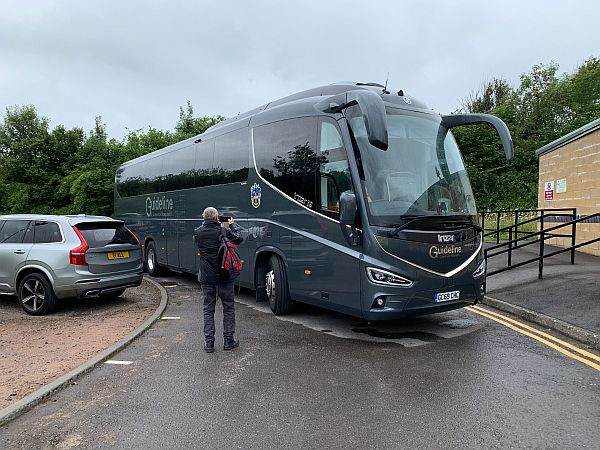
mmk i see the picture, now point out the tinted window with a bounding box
[318,120,353,218]
[193,139,215,188]
[0,220,5,234]
[34,221,62,243]
[145,157,164,194]
[161,145,196,192]
[213,129,249,185]
[0,220,31,244]
[76,222,138,248]
[117,161,148,197]
[254,117,318,209]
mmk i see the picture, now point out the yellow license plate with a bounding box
[107,251,129,260]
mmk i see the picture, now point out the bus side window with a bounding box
[193,138,215,188]
[213,129,249,185]
[254,117,318,209]
[318,120,352,219]
[118,161,148,197]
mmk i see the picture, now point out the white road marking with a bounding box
[105,360,133,365]
[161,316,181,320]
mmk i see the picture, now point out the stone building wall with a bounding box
[538,127,600,256]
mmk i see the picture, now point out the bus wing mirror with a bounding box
[318,89,388,151]
[442,113,514,160]
[339,191,359,246]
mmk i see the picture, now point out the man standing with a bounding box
[194,207,243,353]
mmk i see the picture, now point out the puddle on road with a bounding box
[351,328,441,342]
[234,294,483,347]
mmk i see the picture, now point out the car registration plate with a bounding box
[434,290,460,302]
[107,251,129,260]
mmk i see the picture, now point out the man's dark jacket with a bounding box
[194,220,243,284]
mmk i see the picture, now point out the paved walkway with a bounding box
[484,242,600,344]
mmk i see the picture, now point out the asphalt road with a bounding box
[1,274,599,449]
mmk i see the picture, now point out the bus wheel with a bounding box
[266,255,292,315]
[145,241,162,277]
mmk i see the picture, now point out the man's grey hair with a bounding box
[203,207,219,221]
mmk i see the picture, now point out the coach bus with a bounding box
[114,82,513,320]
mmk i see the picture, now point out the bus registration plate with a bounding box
[107,251,129,260]
[434,291,460,302]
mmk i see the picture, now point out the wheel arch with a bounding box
[16,265,55,291]
[253,246,288,290]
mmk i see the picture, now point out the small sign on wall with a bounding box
[544,180,554,201]
[556,178,567,193]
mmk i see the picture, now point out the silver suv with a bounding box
[0,214,143,315]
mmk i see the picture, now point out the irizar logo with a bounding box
[429,245,462,259]
[250,183,262,208]
[437,234,456,243]
[146,196,174,217]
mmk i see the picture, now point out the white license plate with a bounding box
[434,290,460,302]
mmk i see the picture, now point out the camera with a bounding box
[219,216,232,223]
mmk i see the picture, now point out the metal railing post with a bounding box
[571,208,577,265]
[508,225,513,268]
[481,213,486,236]
[514,210,519,243]
[539,211,545,279]
[496,212,500,244]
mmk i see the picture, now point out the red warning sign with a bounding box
[544,181,555,201]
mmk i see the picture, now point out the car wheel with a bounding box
[266,255,292,315]
[100,288,126,299]
[18,273,58,316]
[145,241,162,276]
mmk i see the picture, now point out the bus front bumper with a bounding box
[362,283,484,321]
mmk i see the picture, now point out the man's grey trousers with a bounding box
[201,281,235,343]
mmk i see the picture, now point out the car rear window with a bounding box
[75,222,138,247]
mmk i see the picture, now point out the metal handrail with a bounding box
[485,212,600,280]
[479,208,577,244]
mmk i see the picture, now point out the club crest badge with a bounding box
[250,182,262,208]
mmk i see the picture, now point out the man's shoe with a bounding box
[204,341,215,353]
[223,338,239,351]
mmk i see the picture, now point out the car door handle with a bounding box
[14,250,26,255]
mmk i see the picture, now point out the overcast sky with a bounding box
[1,0,599,139]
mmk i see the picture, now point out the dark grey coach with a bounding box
[114,81,513,320]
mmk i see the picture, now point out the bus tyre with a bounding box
[18,273,58,316]
[266,255,292,315]
[145,241,162,277]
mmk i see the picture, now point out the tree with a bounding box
[175,101,224,139]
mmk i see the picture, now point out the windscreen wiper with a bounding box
[442,220,483,233]
[387,215,430,237]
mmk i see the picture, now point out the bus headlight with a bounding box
[366,267,413,287]
[473,260,486,278]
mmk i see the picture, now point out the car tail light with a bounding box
[70,226,89,265]
[126,226,141,246]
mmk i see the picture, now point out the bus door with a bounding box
[290,118,362,314]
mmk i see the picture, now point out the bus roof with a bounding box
[119,82,431,167]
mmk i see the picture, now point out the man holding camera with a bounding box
[194,207,243,353]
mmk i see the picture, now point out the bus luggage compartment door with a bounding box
[289,216,361,316]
